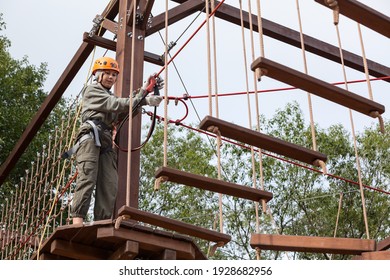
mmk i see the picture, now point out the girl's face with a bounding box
[100,70,118,89]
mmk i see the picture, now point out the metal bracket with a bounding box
[89,15,104,37]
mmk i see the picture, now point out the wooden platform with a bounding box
[251,57,385,117]
[198,115,327,166]
[250,233,376,255]
[155,166,273,202]
[32,220,207,260]
[117,206,231,244]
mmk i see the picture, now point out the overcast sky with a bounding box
[1,0,389,135]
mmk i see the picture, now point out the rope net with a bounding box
[0,95,81,259]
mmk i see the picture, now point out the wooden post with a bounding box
[115,0,146,212]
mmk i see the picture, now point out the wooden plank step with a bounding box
[250,233,376,255]
[377,236,390,251]
[359,251,390,260]
[155,166,273,202]
[117,205,231,244]
[199,115,327,166]
[251,57,385,117]
[315,0,390,38]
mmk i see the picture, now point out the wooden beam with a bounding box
[161,249,177,260]
[115,0,145,211]
[169,0,390,81]
[109,240,139,260]
[377,236,390,251]
[118,205,231,244]
[251,57,385,117]
[315,0,390,38]
[50,239,111,260]
[250,233,376,255]
[0,42,94,186]
[146,0,205,36]
[359,251,390,260]
[0,1,119,186]
[97,226,197,259]
[101,17,118,35]
[199,115,327,166]
[82,32,164,66]
[155,166,273,202]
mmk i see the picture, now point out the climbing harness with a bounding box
[61,120,104,159]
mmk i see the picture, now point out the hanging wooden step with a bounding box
[377,236,390,251]
[198,115,327,167]
[117,206,231,244]
[155,166,273,202]
[356,251,390,260]
[250,233,376,255]
[315,0,390,38]
[251,57,385,117]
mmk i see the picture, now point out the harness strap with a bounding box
[86,120,102,147]
[61,132,93,159]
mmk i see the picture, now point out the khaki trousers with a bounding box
[71,128,117,221]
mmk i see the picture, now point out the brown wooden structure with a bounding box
[117,206,231,244]
[251,57,385,117]
[0,0,388,260]
[199,115,327,167]
[250,234,376,255]
[33,220,206,260]
[315,0,390,38]
[155,166,273,202]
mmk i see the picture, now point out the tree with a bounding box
[139,123,221,255]
[214,102,389,259]
[136,102,389,260]
[0,15,67,203]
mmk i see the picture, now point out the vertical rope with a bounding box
[295,0,318,152]
[209,0,224,234]
[126,1,137,206]
[334,23,370,239]
[206,0,213,116]
[247,0,264,260]
[163,0,169,167]
[211,0,219,119]
[356,23,384,133]
[356,24,374,101]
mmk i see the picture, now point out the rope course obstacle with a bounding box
[0,0,389,260]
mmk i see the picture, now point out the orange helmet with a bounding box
[92,57,120,75]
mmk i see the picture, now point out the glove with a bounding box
[145,95,163,107]
[142,73,165,93]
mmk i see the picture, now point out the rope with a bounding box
[163,0,169,168]
[155,0,226,77]
[248,0,265,260]
[206,0,213,116]
[333,192,343,238]
[295,0,318,154]
[170,120,389,196]
[182,76,390,100]
[325,0,340,25]
[356,23,384,133]
[124,1,137,207]
[208,0,224,237]
[334,22,370,239]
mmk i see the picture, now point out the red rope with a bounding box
[159,119,389,196]
[156,0,226,76]
[177,75,390,100]
[9,170,78,259]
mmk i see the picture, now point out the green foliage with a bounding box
[136,102,389,260]
[0,15,67,202]
[139,123,220,253]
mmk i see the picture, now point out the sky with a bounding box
[1,0,389,137]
